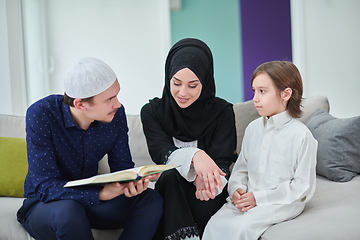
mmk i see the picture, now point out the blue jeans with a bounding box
[18,189,163,240]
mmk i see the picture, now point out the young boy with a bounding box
[202,61,318,240]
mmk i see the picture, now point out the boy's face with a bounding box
[83,79,122,123]
[252,73,286,118]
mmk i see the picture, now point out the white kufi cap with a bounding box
[64,57,117,98]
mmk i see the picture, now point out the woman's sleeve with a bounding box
[140,103,178,164]
[167,147,199,181]
[168,148,228,194]
[205,105,237,177]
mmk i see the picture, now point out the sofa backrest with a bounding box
[233,95,330,154]
[0,95,330,174]
[0,113,152,174]
[233,100,261,154]
[0,114,26,138]
[126,115,152,166]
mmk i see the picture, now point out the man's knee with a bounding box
[136,189,163,220]
[143,189,163,209]
[52,200,88,227]
[25,200,92,240]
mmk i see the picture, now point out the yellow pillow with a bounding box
[0,137,28,197]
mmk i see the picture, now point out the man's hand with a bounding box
[99,173,160,201]
[192,150,226,197]
[194,175,214,201]
[232,188,256,212]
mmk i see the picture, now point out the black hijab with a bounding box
[149,38,231,142]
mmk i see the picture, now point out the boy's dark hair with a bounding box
[63,93,94,107]
[251,61,303,118]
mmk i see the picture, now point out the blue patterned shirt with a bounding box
[24,95,134,206]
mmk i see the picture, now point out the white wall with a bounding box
[44,0,171,115]
[22,0,50,107]
[291,0,360,118]
[6,0,171,116]
[0,0,27,116]
[0,0,13,115]
[3,1,360,118]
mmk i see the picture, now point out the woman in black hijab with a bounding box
[141,38,237,240]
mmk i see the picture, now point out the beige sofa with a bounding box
[1,96,359,240]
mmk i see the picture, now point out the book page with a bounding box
[90,169,139,183]
[64,168,139,187]
[138,164,179,177]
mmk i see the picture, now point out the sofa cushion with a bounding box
[306,109,360,182]
[0,197,35,240]
[0,196,124,240]
[0,137,28,197]
[299,96,330,124]
[261,175,360,240]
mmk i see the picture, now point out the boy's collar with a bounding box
[263,111,292,130]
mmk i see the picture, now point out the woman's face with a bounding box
[170,68,202,108]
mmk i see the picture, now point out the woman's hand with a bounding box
[192,150,226,197]
[194,175,214,201]
[99,173,160,200]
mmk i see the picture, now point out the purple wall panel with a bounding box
[240,0,292,101]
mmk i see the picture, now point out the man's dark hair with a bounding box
[63,93,94,107]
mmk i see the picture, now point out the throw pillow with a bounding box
[0,137,28,197]
[306,109,360,182]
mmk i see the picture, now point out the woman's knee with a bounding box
[157,169,180,183]
[155,169,183,191]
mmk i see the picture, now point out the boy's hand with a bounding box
[194,175,214,201]
[233,190,256,212]
[232,188,246,206]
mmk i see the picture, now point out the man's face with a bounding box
[83,79,122,123]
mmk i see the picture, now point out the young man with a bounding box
[17,57,163,240]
